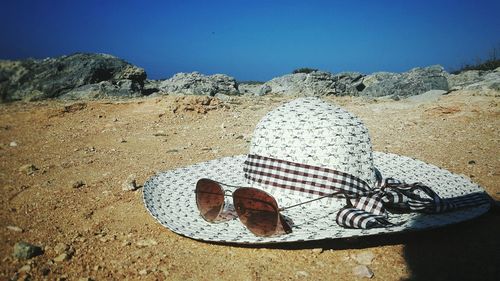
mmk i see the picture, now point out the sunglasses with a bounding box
[195,178,345,237]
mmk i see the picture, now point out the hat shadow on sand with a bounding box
[218,203,499,281]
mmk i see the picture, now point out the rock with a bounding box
[72,180,86,189]
[54,243,70,255]
[238,83,264,95]
[136,239,158,247]
[462,71,500,91]
[0,53,147,102]
[352,251,375,265]
[171,96,224,114]
[10,141,18,147]
[40,266,50,276]
[122,174,138,191]
[361,65,449,98]
[18,264,31,272]
[139,269,148,275]
[143,79,161,95]
[262,71,364,96]
[13,242,43,259]
[295,271,309,278]
[53,253,70,262]
[352,265,374,278]
[60,80,143,100]
[7,225,24,232]
[18,164,38,175]
[406,90,447,103]
[158,72,239,96]
[312,248,323,254]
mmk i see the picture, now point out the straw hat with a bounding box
[143,98,490,244]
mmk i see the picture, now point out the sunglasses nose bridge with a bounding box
[224,190,233,196]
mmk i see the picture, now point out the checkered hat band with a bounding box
[243,154,371,196]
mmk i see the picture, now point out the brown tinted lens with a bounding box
[195,179,224,221]
[233,188,279,237]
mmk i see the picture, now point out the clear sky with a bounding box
[1,0,499,81]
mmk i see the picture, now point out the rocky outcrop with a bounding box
[262,71,364,96]
[238,83,264,95]
[158,72,239,96]
[360,65,449,98]
[59,80,143,100]
[447,67,500,91]
[0,53,147,102]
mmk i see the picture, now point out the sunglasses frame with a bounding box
[195,178,346,237]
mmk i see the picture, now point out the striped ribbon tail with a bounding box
[336,178,491,229]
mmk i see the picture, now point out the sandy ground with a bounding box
[0,90,499,281]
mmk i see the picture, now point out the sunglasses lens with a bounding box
[195,179,224,221]
[233,188,279,237]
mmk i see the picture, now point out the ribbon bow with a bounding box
[335,178,491,229]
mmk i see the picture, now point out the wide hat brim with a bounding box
[143,152,490,244]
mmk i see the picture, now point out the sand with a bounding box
[1,90,499,280]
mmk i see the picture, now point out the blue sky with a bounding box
[1,0,499,81]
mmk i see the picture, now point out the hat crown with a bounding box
[248,97,376,187]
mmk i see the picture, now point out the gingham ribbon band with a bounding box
[243,154,491,229]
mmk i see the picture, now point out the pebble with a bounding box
[122,174,138,191]
[139,269,148,275]
[40,266,50,276]
[119,138,127,143]
[352,251,375,265]
[72,180,86,189]
[352,265,374,278]
[10,141,18,147]
[19,164,38,175]
[54,243,70,255]
[468,160,476,165]
[18,264,31,272]
[312,248,323,254]
[136,239,158,247]
[153,131,167,137]
[13,242,43,259]
[7,225,24,232]
[295,271,309,278]
[54,253,70,262]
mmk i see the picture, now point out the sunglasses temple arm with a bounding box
[279,191,345,211]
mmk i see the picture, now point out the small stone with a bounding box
[352,251,375,265]
[136,239,158,247]
[72,181,86,189]
[19,164,38,175]
[122,174,138,191]
[113,118,119,122]
[10,141,18,147]
[235,135,244,140]
[118,138,127,143]
[41,266,50,276]
[54,253,70,262]
[312,248,323,254]
[153,131,167,137]
[352,265,374,278]
[468,160,476,165]
[54,243,69,255]
[295,271,309,278]
[201,147,212,151]
[13,242,43,259]
[7,225,24,232]
[166,149,179,153]
[18,264,31,272]
[139,269,148,275]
